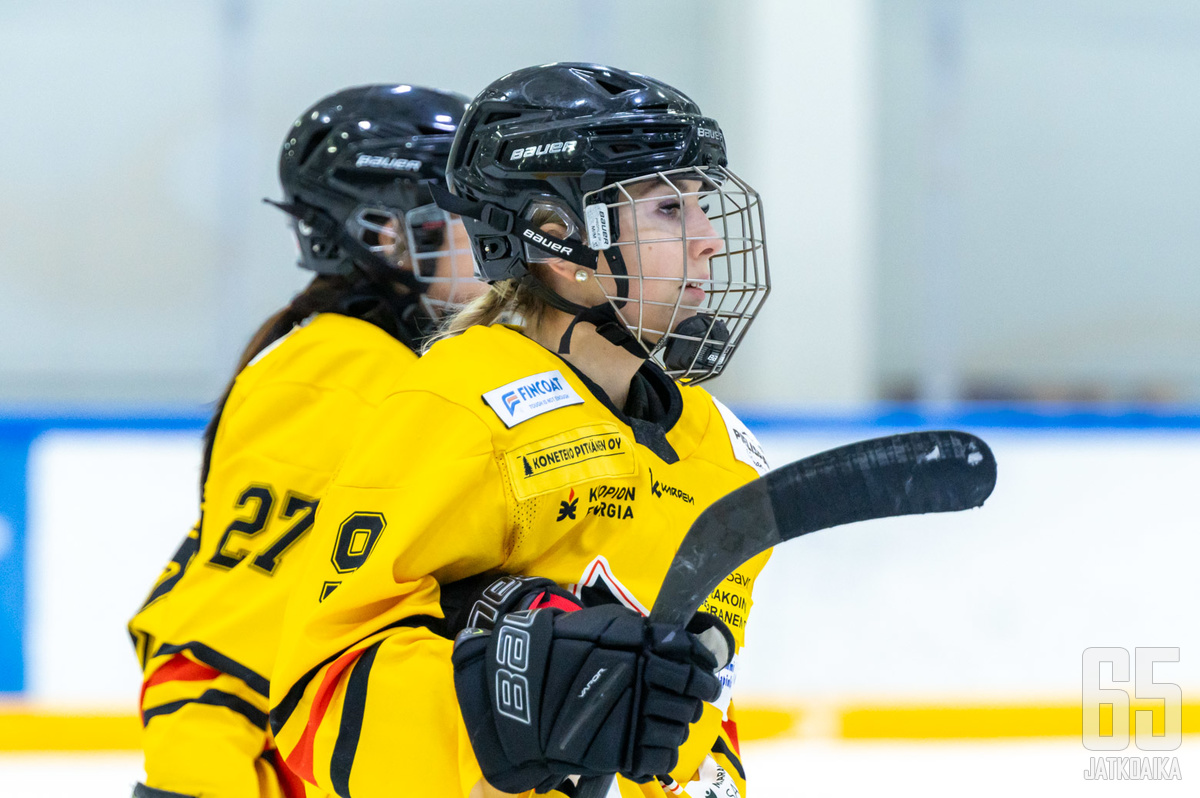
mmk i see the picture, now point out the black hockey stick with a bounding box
[574,430,997,798]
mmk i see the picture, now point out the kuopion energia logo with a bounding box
[557,489,578,522]
[1082,647,1183,781]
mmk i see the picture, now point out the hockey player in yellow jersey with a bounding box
[128,84,484,798]
[270,63,773,798]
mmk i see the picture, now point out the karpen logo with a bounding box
[501,391,521,415]
[557,489,578,522]
[649,468,695,504]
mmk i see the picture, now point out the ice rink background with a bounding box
[3,0,1200,794]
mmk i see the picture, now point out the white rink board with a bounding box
[23,427,1200,708]
[2,740,1197,798]
[742,429,1200,698]
[27,432,202,707]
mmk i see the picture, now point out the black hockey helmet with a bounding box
[441,63,726,282]
[434,63,769,382]
[274,84,470,277]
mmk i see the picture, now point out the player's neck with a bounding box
[528,313,644,410]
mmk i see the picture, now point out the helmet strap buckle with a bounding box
[480,205,516,234]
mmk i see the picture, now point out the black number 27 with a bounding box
[208,484,319,575]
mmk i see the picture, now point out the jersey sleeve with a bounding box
[667,546,770,795]
[709,704,747,797]
[138,651,303,798]
[270,389,510,797]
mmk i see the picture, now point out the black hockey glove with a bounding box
[452,603,734,794]
[440,573,584,636]
[132,784,198,798]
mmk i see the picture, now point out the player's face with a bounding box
[424,215,487,304]
[365,208,485,312]
[597,178,724,343]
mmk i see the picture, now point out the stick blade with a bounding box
[650,430,996,625]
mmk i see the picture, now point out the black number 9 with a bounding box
[331,512,385,574]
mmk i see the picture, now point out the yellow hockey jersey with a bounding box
[270,324,772,798]
[130,313,418,798]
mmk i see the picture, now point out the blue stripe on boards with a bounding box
[0,424,36,692]
[733,403,1200,433]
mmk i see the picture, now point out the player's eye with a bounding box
[656,200,682,219]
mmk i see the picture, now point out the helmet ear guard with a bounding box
[431,183,648,359]
[264,197,431,349]
[265,198,426,293]
[429,183,596,272]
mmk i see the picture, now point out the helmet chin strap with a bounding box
[519,277,645,358]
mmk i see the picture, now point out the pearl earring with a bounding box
[574,269,589,282]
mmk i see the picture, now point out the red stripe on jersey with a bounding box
[145,653,223,687]
[139,653,222,723]
[721,718,740,756]
[526,591,582,613]
[264,745,309,798]
[284,647,366,785]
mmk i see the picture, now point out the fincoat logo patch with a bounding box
[483,370,583,428]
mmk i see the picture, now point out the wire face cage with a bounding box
[349,204,477,321]
[582,166,770,383]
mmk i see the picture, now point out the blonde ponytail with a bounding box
[424,264,556,352]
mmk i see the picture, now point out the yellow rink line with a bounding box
[0,703,1196,750]
[839,701,1200,740]
[0,712,142,751]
